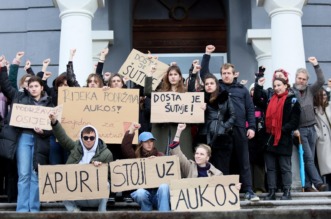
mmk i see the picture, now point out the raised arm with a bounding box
[0,57,19,100]
[49,112,76,151]
[121,122,141,159]
[187,60,201,92]
[96,47,109,76]
[308,57,325,95]
[144,64,157,98]
[200,45,215,80]
[253,77,269,110]
[41,71,53,97]
[41,58,50,74]
[24,60,35,75]
[67,49,80,87]
[8,52,24,90]
[169,124,192,177]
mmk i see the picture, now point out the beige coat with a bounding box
[315,104,331,176]
[170,145,223,178]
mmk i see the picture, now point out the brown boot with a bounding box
[317,184,329,192]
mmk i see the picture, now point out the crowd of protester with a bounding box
[0,44,330,212]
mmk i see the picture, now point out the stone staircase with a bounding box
[0,192,330,218]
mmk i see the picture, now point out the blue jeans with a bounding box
[300,126,323,188]
[49,135,68,165]
[63,199,108,212]
[16,133,40,212]
[131,184,170,211]
[63,182,109,212]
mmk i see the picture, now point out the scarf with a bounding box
[265,90,288,146]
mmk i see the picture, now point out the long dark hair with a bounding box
[203,73,219,103]
[314,88,329,111]
[54,73,67,90]
[86,73,103,88]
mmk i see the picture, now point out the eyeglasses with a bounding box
[83,136,95,141]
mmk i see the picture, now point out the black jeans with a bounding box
[265,152,292,190]
[196,134,233,175]
[231,126,253,192]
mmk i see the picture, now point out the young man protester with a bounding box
[200,45,259,201]
[49,112,113,212]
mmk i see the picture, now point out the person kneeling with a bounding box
[121,122,170,211]
[49,112,113,212]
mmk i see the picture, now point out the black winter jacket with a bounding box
[199,54,255,130]
[187,74,236,144]
[255,85,301,156]
[0,66,53,169]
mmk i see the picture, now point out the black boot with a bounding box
[264,189,276,200]
[280,189,291,200]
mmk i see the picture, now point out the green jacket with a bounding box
[52,121,113,164]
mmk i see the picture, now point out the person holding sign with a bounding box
[0,57,53,212]
[49,112,113,212]
[187,65,236,175]
[169,124,241,188]
[145,64,193,159]
[121,122,170,211]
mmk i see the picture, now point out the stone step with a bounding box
[240,191,331,200]
[0,209,331,219]
[1,192,330,212]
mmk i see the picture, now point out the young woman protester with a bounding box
[169,124,241,189]
[313,88,331,191]
[121,122,170,211]
[145,64,194,159]
[0,56,53,212]
[255,77,300,200]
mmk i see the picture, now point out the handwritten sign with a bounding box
[10,104,63,130]
[118,49,169,91]
[109,156,180,192]
[58,87,139,144]
[38,164,109,202]
[170,175,240,211]
[151,92,204,123]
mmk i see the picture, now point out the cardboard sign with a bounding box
[10,104,63,130]
[118,49,169,90]
[58,87,139,144]
[110,156,180,192]
[151,92,204,123]
[38,164,109,202]
[170,175,240,211]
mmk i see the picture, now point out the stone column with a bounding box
[53,0,104,85]
[257,0,308,84]
[246,29,272,88]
